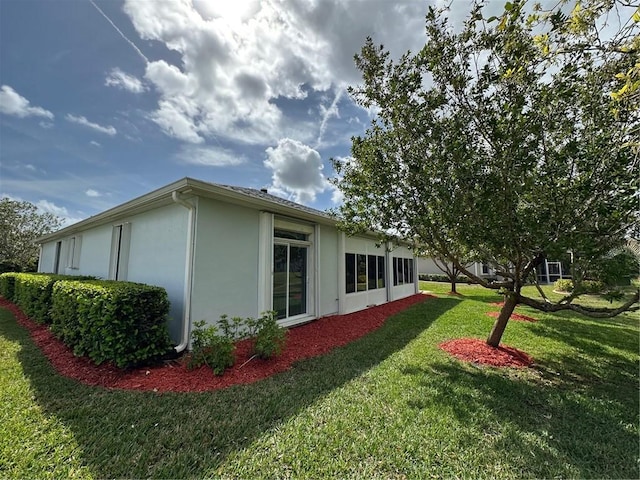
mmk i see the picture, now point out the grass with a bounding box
[1,283,638,478]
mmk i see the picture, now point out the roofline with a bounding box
[35,177,341,244]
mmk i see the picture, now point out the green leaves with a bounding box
[0,198,62,272]
[49,278,172,368]
[337,0,638,342]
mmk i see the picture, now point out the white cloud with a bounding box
[105,68,147,93]
[90,140,101,147]
[122,0,429,146]
[175,145,245,166]
[36,199,83,227]
[65,114,117,136]
[0,85,54,119]
[264,138,328,203]
[85,189,101,197]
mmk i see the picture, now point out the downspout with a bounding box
[172,191,196,353]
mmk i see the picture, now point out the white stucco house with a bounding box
[36,178,418,351]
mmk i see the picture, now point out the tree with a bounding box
[0,198,62,272]
[334,0,639,347]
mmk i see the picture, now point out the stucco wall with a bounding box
[318,225,339,316]
[38,203,189,342]
[190,197,261,326]
[124,204,189,341]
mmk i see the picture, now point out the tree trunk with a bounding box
[486,293,518,347]
[450,278,457,294]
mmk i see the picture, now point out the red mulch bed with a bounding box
[485,311,538,323]
[439,338,533,368]
[0,294,432,393]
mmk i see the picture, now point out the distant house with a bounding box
[418,257,571,284]
[36,178,418,351]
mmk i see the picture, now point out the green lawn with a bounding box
[1,284,638,478]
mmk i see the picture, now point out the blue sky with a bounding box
[0,0,481,226]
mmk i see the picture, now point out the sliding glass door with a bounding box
[273,242,308,320]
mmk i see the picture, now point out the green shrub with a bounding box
[9,273,95,324]
[50,280,172,368]
[580,280,606,294]
[13,273,61,324]
[418,273,470,283]
[554,279,606,295]
[188,311,288,374]
[252,311,286,359]
[186,320,235,375]
[0,272,19,302]
[554,279,574,292]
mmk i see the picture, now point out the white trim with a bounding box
[258,212,274,314]
[171,192,197,353]
[314,224,321,322]
[338,231,346,313]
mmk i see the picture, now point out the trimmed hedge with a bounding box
[9,273,94,324]
[0,272,19,302]
[418,273,471,283]
[50,280,172,367]
[13,273,63,324]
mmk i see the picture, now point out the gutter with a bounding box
[172,191,196,353]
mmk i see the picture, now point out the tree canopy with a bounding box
[334,0,639,346]
[0,198,62,272]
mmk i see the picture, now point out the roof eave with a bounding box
[34,177,340,244]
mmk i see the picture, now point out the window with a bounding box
[357,254,367,292]
[345,253,386,294]
[345,253,356,293]
[393,257,414,286]
[272,223,311,320]
[481,263,490,275]
[377,256,385,288]
[274,229,307,241]
[367,255,377,290]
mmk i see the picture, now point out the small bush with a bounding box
[580,280,606,294]
[50,280,172,368]
[252,311,286,359]
[188,311,287,374]
[187,320,235,375]
[554,279,606,295]
[554,279,574,292]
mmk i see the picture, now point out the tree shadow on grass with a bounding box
[400,339,639,479]
[528,315,639,357]
[0,297,457,479]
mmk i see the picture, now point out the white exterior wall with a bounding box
[38,203,190,342]
[190,197,261,327]
[124,204,189,341]
[418,257,444,275]
[318,225,339,316]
